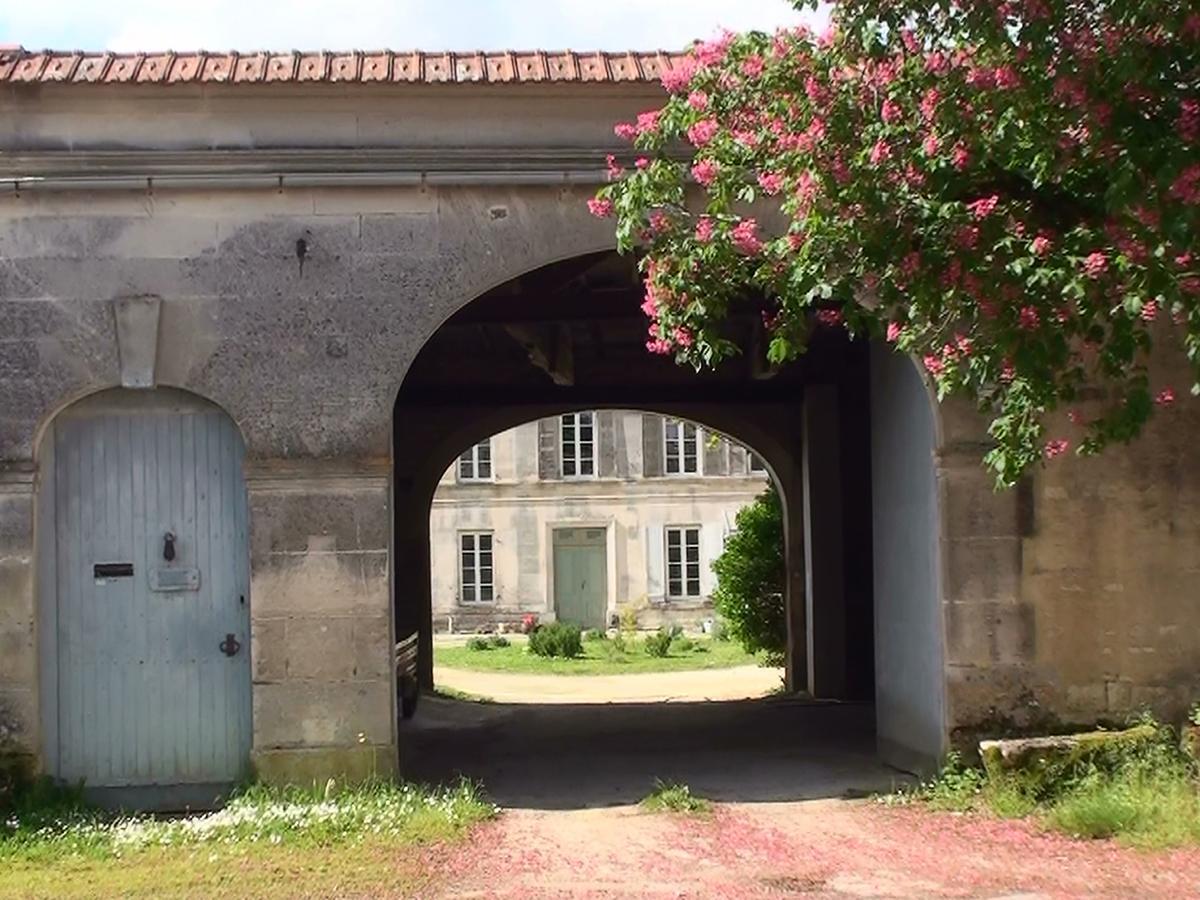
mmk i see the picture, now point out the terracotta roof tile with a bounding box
[0,47,687,86]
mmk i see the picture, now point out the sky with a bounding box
[0,1,829,53]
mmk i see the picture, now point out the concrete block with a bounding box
[250,617,288,681]
[942,537,1021,604]
[0,688,37,750]
[251,744,397,787]
[939,464,1020,539]
[250,550,389,616]
[359,214,437,255]
[0,626,33,684]
[252,679,393,750]
[285,617,357,680]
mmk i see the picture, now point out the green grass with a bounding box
[640,780,712,815]
[0,782,494,873]
[892,724,1200,849]
[435,634,763,675]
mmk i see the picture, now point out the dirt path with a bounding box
[435,664,784,703]
[429,800,1200,899]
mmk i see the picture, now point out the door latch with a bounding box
[219,634,241,657]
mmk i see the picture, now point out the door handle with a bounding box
[219,633,242,657]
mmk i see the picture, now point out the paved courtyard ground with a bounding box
[435,663,784,703]
[429,799,1200,898]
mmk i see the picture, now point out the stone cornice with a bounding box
[0,147,649,190]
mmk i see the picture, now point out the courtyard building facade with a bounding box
[429,412,769,633]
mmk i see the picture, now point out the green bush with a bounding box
[466,636,493,652]
[672,636,696,653]
[711,485,786,664]
[489,635,510,649]
[583,629,607,642]
[527,622,583,659]
[644,629,672,658]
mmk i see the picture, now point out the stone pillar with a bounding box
[246,461,397,785]
[0,466,37,778]
[802,386,848,699]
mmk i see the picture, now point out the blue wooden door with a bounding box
[49,390,251,805]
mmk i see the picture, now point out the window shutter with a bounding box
[700,523,724,596]
[537,418,559,480]
[598,411,618,478]
[729,443,749,474]
[642,414,664,477]
[645,522,665,601]
[703,433,729,475]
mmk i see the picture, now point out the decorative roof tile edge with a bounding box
[0,48,687,85]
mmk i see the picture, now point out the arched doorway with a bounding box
[392,249,946,774]
[36,388,252,808]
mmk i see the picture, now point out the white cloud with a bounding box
[1,0,829,52]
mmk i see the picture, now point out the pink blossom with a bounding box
[757,171,785,195]
[673,326,694,348]
[741,55,765,78]
[955,226,980,249]
[687,91,709,111]
[924,51,948,75]
[923,133,940,156]
[1019,306,1041,330]
[731,218,763,255]
[734,130,761,149]
[695,31,734,67]
[1170,165,1200,204]
[1082,252,1108,279]
[955,334,973,356]
[869,140,892,165]
[640,294,658,318]
[787,231,806,251]
[605,155,624,180]
[1031,235,1052,256]
[886,321,903,342]
[687,118,720,147]
[691,159,721,187]
[1140,300,1159,322]
[1156,387,1176,406]
[695,217,715,243]
[805,75,828,105]
[636,110,661,135]
[951,143,971,170]
[614,122,637,141]
[968,195,999,219]
[660,57,698,92]
[587,197,614,218]
[646,338,672,355]
[635,157,650,169]
[1000,360,1015,383]
[881,99,902,123]
[1180,100,1200,143]
[993,66,1020,89]
[816,309,843,327]
[923,354,946,376]
[1044,439,1070,459]
[649,211,672,234]
[920,88,940,122]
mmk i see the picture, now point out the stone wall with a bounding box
[246,464,396,782]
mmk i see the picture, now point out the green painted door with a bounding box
[553,528,607,630]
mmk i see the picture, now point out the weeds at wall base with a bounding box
[886,717,1200,849]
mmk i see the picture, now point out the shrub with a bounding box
[527,622,583,659]
[672,636,696,654]
[583,629,607,642]
[617,604,640,635]
[465,636,493,652]
[611,633,628,654]
[520,613,538,634]
[711,485,786,663]
[644,629,672,658]
[489,635,510,649]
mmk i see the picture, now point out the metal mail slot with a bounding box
[149,567,201,592]
[94,562,134,579]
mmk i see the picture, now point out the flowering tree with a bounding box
[591,0,1200,485]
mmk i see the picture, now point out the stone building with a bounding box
[0,46,1198,808]
[429,412,770,633]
